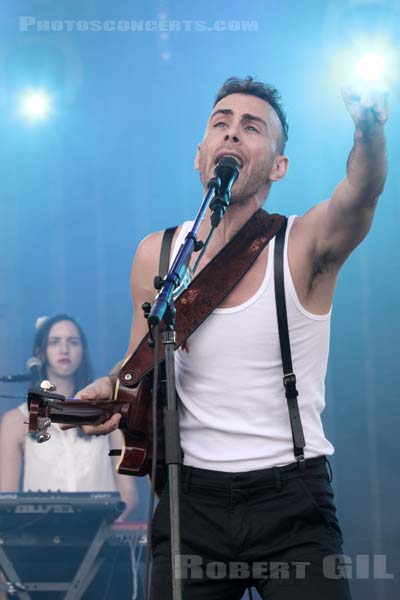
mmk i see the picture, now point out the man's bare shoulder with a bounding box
[130,226,182,299]
[130,231,165,298]
[290,201,330,247]
[288,200,341,314]
[139,229,165,250]
[134,225,183,271]
[136,229,164,261]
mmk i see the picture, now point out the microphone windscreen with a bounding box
[26,356,43,371]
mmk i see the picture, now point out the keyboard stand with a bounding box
[64,518,110,599]
[0,545,31,600]
[0,518,112,599]
[0,517,112,600]
[0,493,150,599]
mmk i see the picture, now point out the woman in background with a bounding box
[0,314,137,520]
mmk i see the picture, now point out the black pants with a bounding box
[151,456,352,599]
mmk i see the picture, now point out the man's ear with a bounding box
[194,143,201,170]
[268,154,289,183]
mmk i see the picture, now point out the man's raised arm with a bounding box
[300,86,389,270]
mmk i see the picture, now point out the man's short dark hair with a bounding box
[214,76,288,153]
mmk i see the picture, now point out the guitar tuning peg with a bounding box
[40,380,56,392]
[36,417,51,443]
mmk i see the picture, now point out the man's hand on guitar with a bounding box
[77,375,122,435]
[81,413,121,436]
[75,375,114,402]
[61,375,122,435]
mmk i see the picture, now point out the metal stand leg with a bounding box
[0,546,31,600]
[10,518,111,599]
[64,518,111,600]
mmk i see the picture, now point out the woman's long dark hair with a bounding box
[33,314,93,395]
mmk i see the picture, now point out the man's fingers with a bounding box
[341,85,390,127]
[78,382,108,398]
[82,413,121,436]
[60,413,121,434]
[75,389,95,400]
[341,85,362,105]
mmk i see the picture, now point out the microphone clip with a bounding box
[142,302,156,347]
[210,194,230,228]
[207,176,221,191]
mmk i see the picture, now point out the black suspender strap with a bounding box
[158,220,306,461]
[158,226,178,279]
[274,218,306,461]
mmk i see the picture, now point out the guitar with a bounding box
[27,374,167,489]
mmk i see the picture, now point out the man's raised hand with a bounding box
[341,85,389,129]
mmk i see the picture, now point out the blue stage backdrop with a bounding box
[0,2,399,599]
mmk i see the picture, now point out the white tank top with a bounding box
[18,403,117,492]
[173,215,334,471]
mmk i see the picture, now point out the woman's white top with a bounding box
[19,403,117,492]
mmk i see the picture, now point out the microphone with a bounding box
[214,155,240,197]
[0,357,42,384]
[0,373,31,383]
[26,356,43,385]
[210,156,240,227]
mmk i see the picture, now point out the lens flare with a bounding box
[332,40,397,93]
[355,52,385,83]
[18,90,52,121]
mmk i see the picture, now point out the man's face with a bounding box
[196,93,287,204]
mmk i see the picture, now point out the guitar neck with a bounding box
[28,383,138,436]
[32,398,126,426]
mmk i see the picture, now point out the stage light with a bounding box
[18,90,52,121]
[355,52,386,83]
[332,41,397,93]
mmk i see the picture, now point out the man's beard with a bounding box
[229,180,265,205]
[199,157,270,205]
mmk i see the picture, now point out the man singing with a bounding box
[77,76,388,599]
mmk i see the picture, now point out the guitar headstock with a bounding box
[27,380,65,443]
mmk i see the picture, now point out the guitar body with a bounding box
[113,374,167,490]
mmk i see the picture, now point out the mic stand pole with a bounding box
[147,165,237,599]
[161,301,183,600]
[147,180,220,600]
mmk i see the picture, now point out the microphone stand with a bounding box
[147,180,220,600]
[0,374,31,383]
[160,304,183,600]
[147,156,239,600]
